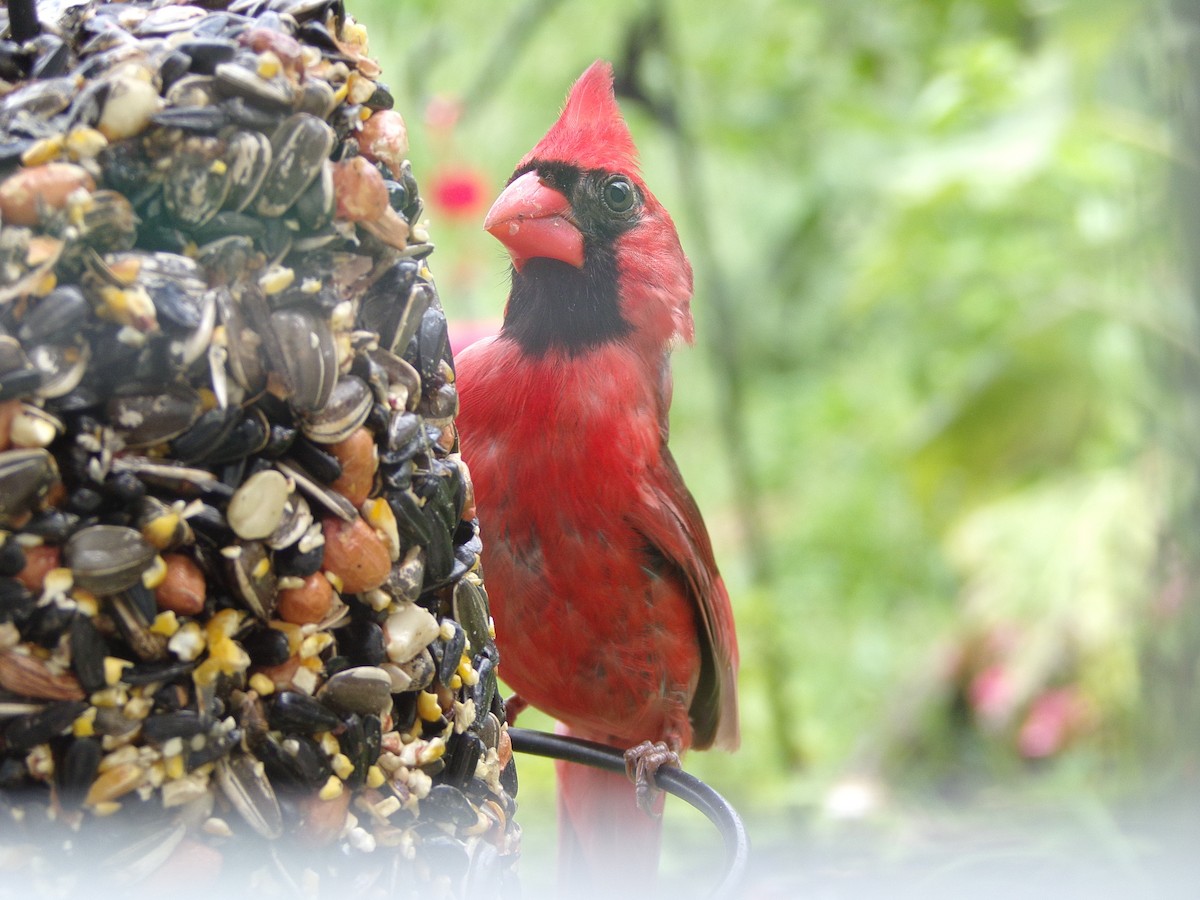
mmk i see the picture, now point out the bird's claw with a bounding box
[503,694,528,727]
[624,740,679,816]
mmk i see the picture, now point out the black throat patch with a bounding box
[500,161,639,358]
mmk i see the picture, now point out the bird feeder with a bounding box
[0,0,518,893]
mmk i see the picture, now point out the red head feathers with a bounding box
[486,60,695,350]
[518,60,640,177]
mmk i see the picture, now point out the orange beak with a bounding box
[483,171,585,272]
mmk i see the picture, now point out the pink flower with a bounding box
[424,95,462,134]
[1017,688,1091,759]
[429,167,488,220]
[969,664,1014,726]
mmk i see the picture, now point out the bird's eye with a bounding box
[601,176,636,213]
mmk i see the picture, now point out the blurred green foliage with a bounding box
[353,0,1188,890]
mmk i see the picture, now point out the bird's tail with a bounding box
[555,722,665,896]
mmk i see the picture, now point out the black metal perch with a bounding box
[509,727,750,899]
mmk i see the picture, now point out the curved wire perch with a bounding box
[508,727,750,899]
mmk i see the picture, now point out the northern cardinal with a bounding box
[455,61,739,891]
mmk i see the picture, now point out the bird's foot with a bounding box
[624,740,680,816]
[503,694,529,727]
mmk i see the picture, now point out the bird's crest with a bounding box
[521,60,640,176]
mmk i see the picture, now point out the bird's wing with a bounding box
[630,446,740,751]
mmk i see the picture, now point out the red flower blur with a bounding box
[1017,688,1093,759]
[428,166,488,221]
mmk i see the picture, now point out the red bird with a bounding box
[455,61,739,889]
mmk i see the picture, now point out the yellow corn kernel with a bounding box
[210,635,250,672]
[98,284,155,329]
[67,194,89,229]
[449,674,462,690]
[104,657,132,686]
[252,555,271,579]
[72,707,97,738]
[248,673,276,696]
[150,611,180,637]
[192,658,219,688]
[90,686,126,708]
[331,753,354,780]
[258,266,294,295]
[318,775,344,801]
[207,608,243,641]
[417,737,445,764]
[323,571,344,593]
[299,632,334,660]
[256,51,281,79]
[21,135,64,166]
[344,74,370,105]
[317,731,339,757]
[141,554,167,589]
[123,696,152,720]
[341,20,368,49]
[417,690,442,722]
[457,658,479,687]
[33,272,56,297]
[143,512,181,550]
[65,127,107,160]
[209,159,227,176]
[164,753,185,781]
[73,591,99,616]
[37,568,69,596]
[194,611,250,687]
[366,765,385,789]
[197,388,217,411]
[91,801,122,817]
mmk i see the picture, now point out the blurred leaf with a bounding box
[907,318,1102,522]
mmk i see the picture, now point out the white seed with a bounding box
[383,605,439,665]
[227,469,290,540]
[98,77,162,141]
